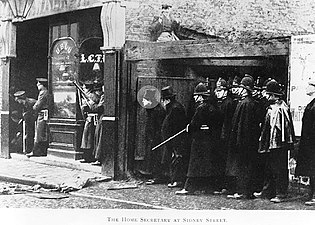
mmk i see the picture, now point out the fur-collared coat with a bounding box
[161,99,187,165]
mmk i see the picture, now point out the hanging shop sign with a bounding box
[26,0,103,20]
[289,34,315,136]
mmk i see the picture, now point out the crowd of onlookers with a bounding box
[141,74,315,206]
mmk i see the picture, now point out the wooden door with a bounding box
[133,76,197,160]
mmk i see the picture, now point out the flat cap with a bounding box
[13,90,26,97]
[36,77,48,83]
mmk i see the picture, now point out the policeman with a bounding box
[13,91,37,154]
[176,83,223,195]
[26,78,49,157]
[214,78,235,195]
[80,80,103,162]
[226,74,261,199]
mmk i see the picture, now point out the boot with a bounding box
[26,142,47,157]
[26,142,40,158]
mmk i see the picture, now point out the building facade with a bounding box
[1,0,315,179]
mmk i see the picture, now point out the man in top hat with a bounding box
[226,74,261,199]
[141,88,166,184]
[214,78,235,195]
[148,4,180,42]
[158,86,187,188]
[257,79,295,203]
[13,90,37,154]
[176,83,223,195]
[80,79,104,163]
[26,78,49,157]
[295,78,315,205]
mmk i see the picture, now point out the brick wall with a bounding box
[125,0,315,41]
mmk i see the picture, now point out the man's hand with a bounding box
[185,124,190,133]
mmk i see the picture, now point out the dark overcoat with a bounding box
[33,88,49,143]
[296,98,315,176]
[93,94,105,160]
[226,96,261,177]
[22,98,37,152]
[81,90,102,149]
[161,99,187,166]
[186,100,223,177]
[144,104,166,174]
[217,96,235,169]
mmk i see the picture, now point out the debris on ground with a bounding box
[107,184,138,190]
[25,192,69,199]
[55,175,111,193]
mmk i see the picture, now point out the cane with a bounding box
[152,128,186,151]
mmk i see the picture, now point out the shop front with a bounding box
[0,0,127,179]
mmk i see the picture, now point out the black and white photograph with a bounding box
[0,0,314,224]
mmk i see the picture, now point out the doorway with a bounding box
[9,18,49,153]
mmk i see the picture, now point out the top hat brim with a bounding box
[161,93,176,99]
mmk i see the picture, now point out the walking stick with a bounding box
[152,128,186,151]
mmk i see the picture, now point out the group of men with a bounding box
[13,78,49,157]
[79,79,105,165]
[144,74,315,206]
[12,77,106,166]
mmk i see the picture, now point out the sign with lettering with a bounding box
[26,0,103,20]
[79,37,103,83]
[51,38,79,118]
[289,34,315,136]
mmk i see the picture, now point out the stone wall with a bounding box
[125,0,315,41]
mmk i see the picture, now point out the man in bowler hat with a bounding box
[159,86,187,188]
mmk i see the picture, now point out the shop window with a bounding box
[50,38,79,119]
[50,22,78,43]
[78,37,104,83]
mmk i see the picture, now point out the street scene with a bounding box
[1,0,315,225]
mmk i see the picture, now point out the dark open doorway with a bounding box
[9,18,49,153]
